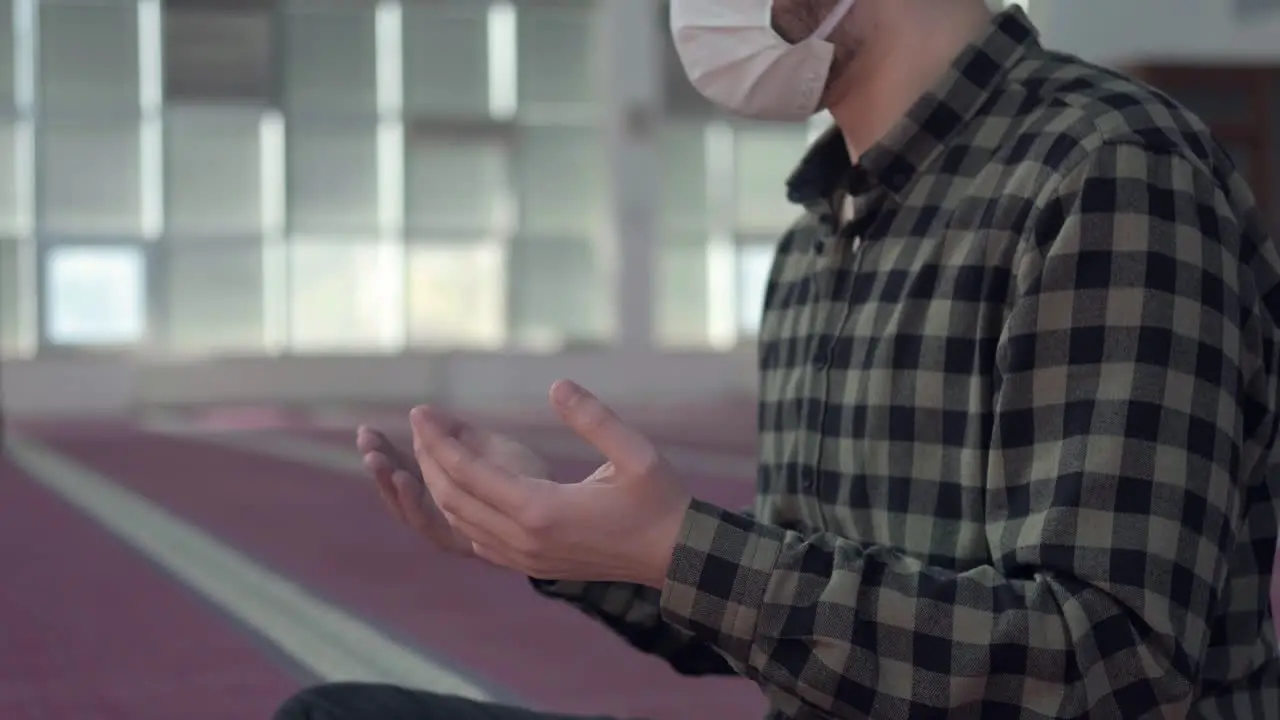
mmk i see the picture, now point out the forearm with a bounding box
[529,577,738,676]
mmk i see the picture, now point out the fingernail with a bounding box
[409,407,430,429]
[550,379,583,409]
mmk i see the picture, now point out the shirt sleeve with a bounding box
[527,505,763,677]
[653,140,1276,717]
[528,578,738,675]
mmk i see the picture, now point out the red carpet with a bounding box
[0,456,302,720]
[35,428,764,720]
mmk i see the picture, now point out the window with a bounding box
[164,106,264,236]
[285,123,380,235]
[514,125,607,236]
[507,236,607,348]
[43,243,147,346]
[0,0,16,111]
[0,119,28,235]
[658,121,710,230]
[0,237,30,356]
[733,124,810,232]
[405,127,511,235]
[406,240,505,349]
[516,0,598,114]
[735,240,775,337]
[39,0,140,115]
[39,120,143,236]
[653,115,820,346]
[163,1,275,103]
[281,0,378,117]
[156,237,267,354]
[402,0,493,118]
[655,124,717,348]
[653,232,712,348]
[284,239,403,352]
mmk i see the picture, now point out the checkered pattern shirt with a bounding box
[533,8,1280,718]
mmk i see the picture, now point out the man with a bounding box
[277,1,1280,718]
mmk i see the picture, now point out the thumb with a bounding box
[550,380,659,474]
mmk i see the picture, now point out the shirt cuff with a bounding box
[657,498,787,666]
[528,577,592,599]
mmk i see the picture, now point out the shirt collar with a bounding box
[786,6,1041,208]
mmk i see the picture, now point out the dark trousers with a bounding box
[274,683,622,720]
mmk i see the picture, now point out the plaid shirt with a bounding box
[534,8,1280,718]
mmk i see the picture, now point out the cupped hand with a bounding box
[408,381,693,588]
[357,418,550,558]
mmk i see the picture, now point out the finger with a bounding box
[362,450,394,475]
[468,542,526,574]
[416,454,525,548]
[388,465,481,553]
[408,445,465,531]
[411,413,528,543]
[373,476,403,521]
[391,469,447,539]
[363,452,406,523]
[411,407,536,517]
[356,425,383,455]
[402,410,496,457]
[443,512,509,558]
[374,413,516,473]
[549,380,660,474]
[358,426,420,477]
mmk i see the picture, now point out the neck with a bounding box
[826,1,994,159]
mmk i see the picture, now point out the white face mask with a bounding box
[670,0,858,121]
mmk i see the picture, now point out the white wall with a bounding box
[1033,0,1280,64]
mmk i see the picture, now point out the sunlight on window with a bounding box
[374,2,405,237]
[285,239,404,353]
[45,245,146,346]
[138,0,162,239]
[486,1,517,119]
[735,244,774,338]
[406,242,506,349]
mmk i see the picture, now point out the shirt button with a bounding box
[813,240,825,254]
[801,473,816,491]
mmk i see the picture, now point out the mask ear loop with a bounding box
[807,0,858,41]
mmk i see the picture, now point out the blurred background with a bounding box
[0,0,1278,413]
[0,0,1277,718]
